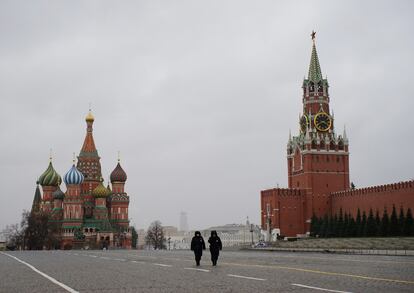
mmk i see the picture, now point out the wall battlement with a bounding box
[262,188,306,197]
[331,180,414,197]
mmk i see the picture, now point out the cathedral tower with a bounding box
[38,158,61,214]
[109,158,129,228]
[62,162,85,230]
[77,110,102,218]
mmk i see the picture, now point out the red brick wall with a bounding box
[331,180,414,217]
[261,188,306,236]
[288,150,350,223]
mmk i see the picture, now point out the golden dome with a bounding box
[92,180,111,198]
[85,110,94,122]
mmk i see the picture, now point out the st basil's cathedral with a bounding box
[31,110,132,249]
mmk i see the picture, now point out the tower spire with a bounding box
[308,31,323,83]
[80,109,98,156]
[31,181,42,213]
[343,125,349,145]
[77,110,102,183]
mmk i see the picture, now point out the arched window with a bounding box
[309,82,314,93]
[320,140,325,149]
[338,139,344,150]
[318,82,323,93]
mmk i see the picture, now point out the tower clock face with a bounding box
[314,112,332,132]
[300,115,309,132]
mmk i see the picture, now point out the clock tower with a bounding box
[287,32,350,229]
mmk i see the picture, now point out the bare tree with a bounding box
[2,210,61,250]
[145,220,166,250]
[2,210,29,250]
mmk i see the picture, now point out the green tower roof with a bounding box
[38,161,61,187]
[307,41,323,83]
[31,181,42,213]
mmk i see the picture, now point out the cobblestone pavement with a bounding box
[1,249,413,292]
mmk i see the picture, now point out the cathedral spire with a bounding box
[31,181,42,213]
[308,31,323,83]
[77,109,102,182]
[80,109,98,157]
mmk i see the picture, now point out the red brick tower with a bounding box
[109,158,129,229]
[92,179,111,221]
[77,110,102,218]
[287,32,350,229]
[62,164,85,229]
[38,157,61,214]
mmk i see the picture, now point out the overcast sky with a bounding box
[1,1,413,232]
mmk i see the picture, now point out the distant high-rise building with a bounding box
[179,212,189,232]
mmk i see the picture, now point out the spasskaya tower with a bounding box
[261,32,351,237]
[287,32,350,227]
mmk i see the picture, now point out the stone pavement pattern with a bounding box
[1,249,413,292]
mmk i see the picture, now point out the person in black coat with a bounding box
[208,230,222,266]
[190,231,206,266]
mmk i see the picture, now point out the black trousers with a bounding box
[194,252,202,264]
[210,249,219,262]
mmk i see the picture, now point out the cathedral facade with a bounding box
[261,35,414,237]
[32,111,132,249]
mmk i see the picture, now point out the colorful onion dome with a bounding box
[38,162,61,187]
[64,164,84,185]
[110,162,127,183]
[85,110,94,122]
[92,180,111,198]
[53,186,65,200]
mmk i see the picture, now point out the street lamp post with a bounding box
[266,203,271,243]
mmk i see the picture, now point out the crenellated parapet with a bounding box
[331,180,414,219]
[287,130,348,156]
[262,188,306,197]
[331,180,414,197]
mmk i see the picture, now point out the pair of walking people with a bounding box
[190,230,222,266]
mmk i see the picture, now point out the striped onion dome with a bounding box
[52,186,65,200]
[92,180,111,198]
[38,162,61,187]
[110,162,127,183]
[64,164,84,185]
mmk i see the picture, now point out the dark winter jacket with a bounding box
[191,231,206,254]
[208,231,222,252]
